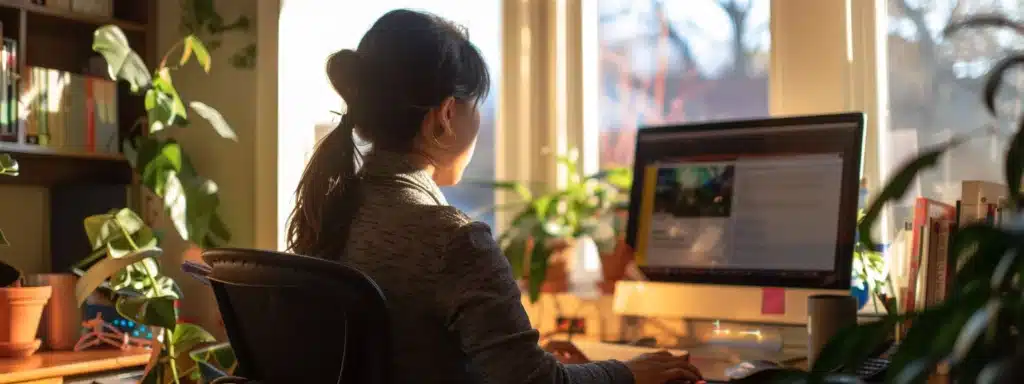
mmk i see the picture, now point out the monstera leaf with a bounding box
[92,25,151,91]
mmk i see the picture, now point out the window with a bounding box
[882,0,1024,227]
[278,1,502,248]
[595,0,771,169]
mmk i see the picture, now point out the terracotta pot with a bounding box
[0,285,52,357]
[520,238,573,294]
[599,238,633,295]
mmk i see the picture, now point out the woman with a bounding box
[287,9,703,384]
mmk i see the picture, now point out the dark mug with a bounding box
[807,294,857,367]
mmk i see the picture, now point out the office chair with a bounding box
[193,248,392,384]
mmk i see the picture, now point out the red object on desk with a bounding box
[761,287,785,315]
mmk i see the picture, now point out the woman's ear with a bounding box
[436,96,458,139]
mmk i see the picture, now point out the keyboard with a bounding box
[854,357,889,382]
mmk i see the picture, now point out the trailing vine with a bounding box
[179,0,256,70]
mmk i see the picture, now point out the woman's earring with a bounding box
[432,133,452,150]
[433,120,454,150]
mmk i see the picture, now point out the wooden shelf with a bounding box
[0,142,132,186]
[0,349,150,383]
[0,0,146,32]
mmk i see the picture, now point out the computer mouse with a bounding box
[725,360,782,380]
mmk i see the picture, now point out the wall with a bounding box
[153,0,278,340]
[0,186,48,274]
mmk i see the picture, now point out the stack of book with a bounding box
[893,180,1005,334]
[0,37,120,155]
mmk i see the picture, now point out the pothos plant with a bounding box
[489,149,632,302]
[72,25,238,384]
[180,0,256,70]
[748,13,1024,384]
[852,209,891,312]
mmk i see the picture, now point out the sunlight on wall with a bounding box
[277,0,501,251]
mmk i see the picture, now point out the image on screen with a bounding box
[637,154,844,272]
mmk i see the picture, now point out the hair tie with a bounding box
[340,113,356,129]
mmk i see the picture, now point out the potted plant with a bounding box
[851,209,891,312]
[0,154,52,358]
[748,13,1024,383]
[489,149,631,302]
[69,25,235,382]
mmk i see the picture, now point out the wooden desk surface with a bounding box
[0,350,150,384]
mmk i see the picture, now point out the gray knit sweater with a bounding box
[334,151,634,383]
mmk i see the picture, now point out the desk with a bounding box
[0,350,150,384]
[573,340,808,383]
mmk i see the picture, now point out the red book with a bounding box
[904,198,955,316]
[85,77,95,151]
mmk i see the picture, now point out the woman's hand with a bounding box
[542,340,591,364]
[625,351,704,384]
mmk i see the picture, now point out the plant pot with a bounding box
[599,238,632,295]
[540,258,570,293]
[520,239,574,295]
[0,285,52,357]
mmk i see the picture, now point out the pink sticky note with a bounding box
[761,287,785,315]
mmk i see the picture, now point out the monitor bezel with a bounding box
[624,112,865,290]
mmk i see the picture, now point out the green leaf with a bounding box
[502,235,528,278]
[140,362,164,384]
[859,139,965,249]
[75,247,162,306]
[189,101,238,141]
[1004,115,1024,206]
[83,213,118,251]
[949,224,1014,287]
[82,209,156,257]
[92,25,152,92]
[115,296,178,330]
[139,140,184,195]
[206,213,232,245]
[947,299,1001,365]
[181,35,212,73]
[146,75,189,132]
[160,170,223,246]
[0,261,20,287]
[171,323,216,357]
[589,167,632,190]
[490,181,533,201]
[114,208,148,235]
[0,153,18,176]
[527,232,552,303]
[887,284,988,382]
[189,342,237,376]
[163,171,190,240]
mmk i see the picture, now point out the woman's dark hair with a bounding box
[287,9,491,257]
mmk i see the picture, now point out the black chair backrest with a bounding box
[201,248,391,384]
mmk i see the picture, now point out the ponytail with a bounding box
[286,115,361,257]
[287,49,367,256]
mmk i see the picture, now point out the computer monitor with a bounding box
[615,112,864,325]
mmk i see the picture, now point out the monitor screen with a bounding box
[625,113,864,290]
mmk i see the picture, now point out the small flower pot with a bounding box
[599,239,632,295]
[0,285,52,357]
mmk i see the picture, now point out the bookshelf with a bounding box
[0,0,153,273]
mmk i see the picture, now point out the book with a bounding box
[20,66,119,153]
[0,37,15,143]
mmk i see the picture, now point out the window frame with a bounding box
[276,0,512,251]
[559,0,888,234]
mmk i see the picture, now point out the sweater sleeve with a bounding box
[436,221,635,384]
